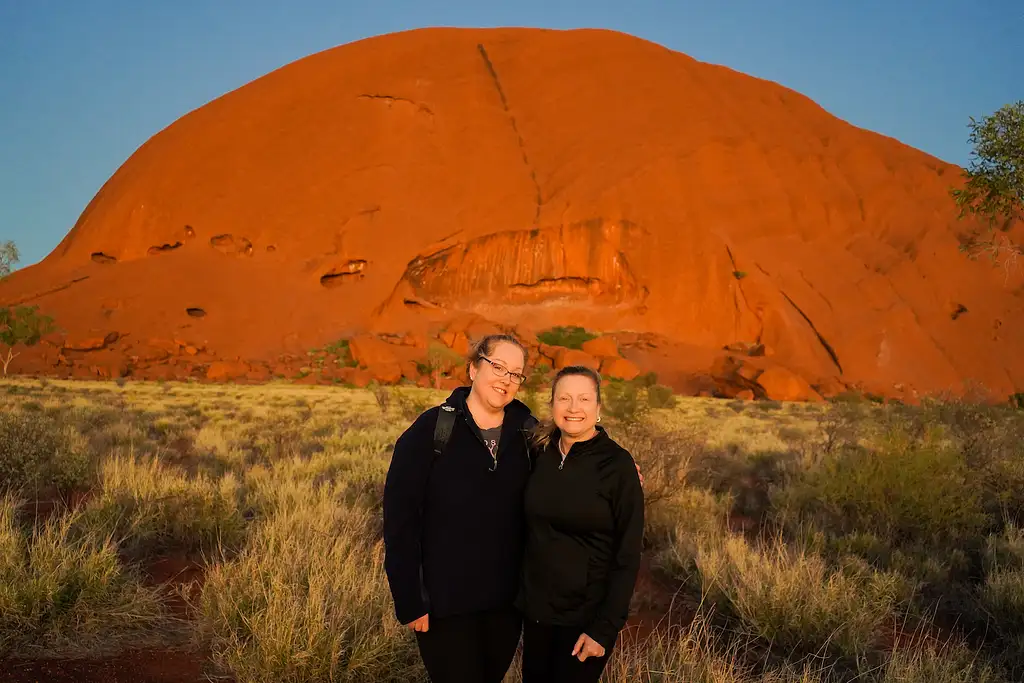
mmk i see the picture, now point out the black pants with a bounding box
[521,620,616,683]
[414,606,523,683]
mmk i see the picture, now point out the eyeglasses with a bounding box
[480,356,527,384]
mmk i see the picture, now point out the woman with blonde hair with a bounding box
[516,365,645,683]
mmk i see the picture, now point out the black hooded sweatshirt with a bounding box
[382,387,536,625]
[515,426,645,650]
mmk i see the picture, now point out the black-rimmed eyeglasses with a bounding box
[480,356,527,384]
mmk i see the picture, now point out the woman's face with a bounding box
[469,342,526,410]
[552,374,600,439]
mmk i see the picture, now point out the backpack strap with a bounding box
[433,402,540,466]
[432,402,458,459]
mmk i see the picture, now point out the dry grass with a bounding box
[195,484,420,683]
[1,376,1023,681]
[0,493,175,657]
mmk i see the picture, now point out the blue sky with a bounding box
[1,0,1020,268]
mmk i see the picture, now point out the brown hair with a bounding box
[531,365,603,450]
[466,333,529,381]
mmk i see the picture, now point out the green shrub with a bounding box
[775,434,989,548]
[647,383,677,409]
[603,379,649,423]
[322,338,357,368]
[0,411,92,494]
[520,362,552,415]
[536,325,597,350]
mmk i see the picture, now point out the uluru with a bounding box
[1,26,1021,401]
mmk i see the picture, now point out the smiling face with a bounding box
[551,372,601,440]
[468,341,526,411]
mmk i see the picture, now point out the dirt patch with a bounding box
[15,487,93,527]
[0,649,220,683]
[622,555,696,645]
[139,553,207,617]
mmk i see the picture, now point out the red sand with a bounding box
[0,650,213,683]
[1,27,1021,401]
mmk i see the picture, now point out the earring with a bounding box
[597,416,602,422]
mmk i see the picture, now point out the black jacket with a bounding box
[382,387,535,625]
[515,426,645,650]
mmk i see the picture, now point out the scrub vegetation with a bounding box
[1,376,1022,682]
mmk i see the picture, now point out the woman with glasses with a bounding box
[383,333,535,683]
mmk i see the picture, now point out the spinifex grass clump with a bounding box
[693,533,911,659]
[0,494,171,657]
[76,453,247,556]
[196,482,421,683]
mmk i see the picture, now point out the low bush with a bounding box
[536,325,597,350]
[0,411,92,494]
[774,433,988,548]
[647,383,677,409]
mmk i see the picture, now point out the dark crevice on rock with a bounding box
[91,252,117,264]
[509,276,600,290]
[10,276,90,306]
[477,43,542,225]
[357,94,434,116]
[320,260,368,287]
[781,290,843,374]
[148,242,184,255]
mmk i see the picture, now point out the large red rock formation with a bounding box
[2,27,1022,400]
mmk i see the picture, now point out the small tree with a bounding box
[950,101,1024,274]
[0,305,56,375]
[425,342,464,389]
[0,240,18,278]
[521,362,552,415]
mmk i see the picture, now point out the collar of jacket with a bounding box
[550,424,611,456]
[445,385,533,425]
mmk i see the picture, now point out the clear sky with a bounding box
[1,0,1020,268]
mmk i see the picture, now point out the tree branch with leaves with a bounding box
[1,305,57,375]
[950,101,1024,274]
[0,240,18,278]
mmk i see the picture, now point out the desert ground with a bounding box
[1,375,1023,682]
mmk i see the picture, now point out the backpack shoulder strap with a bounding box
[432,402,458,459]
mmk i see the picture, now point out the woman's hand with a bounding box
[407,614,429,632]
[571,633,605,661]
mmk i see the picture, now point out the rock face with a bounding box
[1,27,1022,400]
